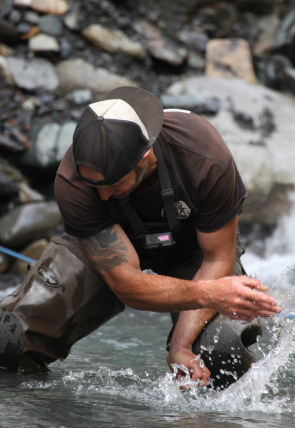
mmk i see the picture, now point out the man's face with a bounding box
[78,162,149,201]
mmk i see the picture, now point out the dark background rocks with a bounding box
[1,0,295,283]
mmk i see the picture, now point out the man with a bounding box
[0,86,281,379]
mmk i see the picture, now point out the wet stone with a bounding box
[282,67,295,96]
[6,57,59,91]
[66,89,92,105]
[82,24,147,59]
[0,172,19,199]
[39,15,63,36]
[161,94,220,115]
[0,273,22,290]
[28,33,60,53]
[0,200,62,248]
[23,11,40,25]
[134,20,187,66]
[11,238,48,278]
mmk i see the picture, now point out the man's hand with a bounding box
[204,275,282,321]
[167,345,211,386]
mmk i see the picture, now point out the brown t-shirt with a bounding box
[55,111,246,262]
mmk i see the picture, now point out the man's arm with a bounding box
[79,222,281,316]
[167,216,239,384]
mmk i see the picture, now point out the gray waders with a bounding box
[0,234,125,373]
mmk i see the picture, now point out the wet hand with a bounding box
[205,275,282,321]
[167,347,211,387]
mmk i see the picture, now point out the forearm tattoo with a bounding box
[81,226,129,273]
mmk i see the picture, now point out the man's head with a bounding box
[73,86,163,186]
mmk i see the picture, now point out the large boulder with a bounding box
[163,76,295,225]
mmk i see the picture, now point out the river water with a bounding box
[1,196,295,427]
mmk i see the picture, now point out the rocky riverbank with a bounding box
[1,0,295,285]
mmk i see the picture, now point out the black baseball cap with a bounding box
[73,86,164,185]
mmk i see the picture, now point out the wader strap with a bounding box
[116,141,180,235]
[153,141,180,232]
[119,198,146,235]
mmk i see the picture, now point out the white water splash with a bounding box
[243,191,295,296]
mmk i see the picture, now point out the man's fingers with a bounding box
[241,276,268,291]
[232,276,282,312]
[192,368,210,385]
[244,290,282,313]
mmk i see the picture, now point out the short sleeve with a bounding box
[195,157,247,232]
[54,174,114,238]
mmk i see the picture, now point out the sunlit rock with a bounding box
[164,76,295,225]
[205,38,257,84]
[28,33,60,53]
[6,57,59,91]
[55,58,137,97]
[82,24,147,59]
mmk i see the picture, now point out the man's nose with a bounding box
[98,187,113,201]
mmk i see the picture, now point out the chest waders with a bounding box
[0,142,261,386]
[0,235,124,373]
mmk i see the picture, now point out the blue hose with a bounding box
[275,313,295,320]
[0,245,35,264]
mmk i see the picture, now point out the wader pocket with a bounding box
[0,234,125,373]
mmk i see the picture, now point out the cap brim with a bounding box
[101,86,163,146]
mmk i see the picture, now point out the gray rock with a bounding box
[165,76,295,225]
[0,55,14,85]
[161,94,220,115]
[18,121,76,169]
[39,15,63,36]
[134,20,187,66]
[282,67,295,96]
[178,30,209,53]
[0,201,62,248]
[63,3,80,31]
[82,24,147,59]
[271,6,295,62]
[187,51,205,71]
[28,33,60,53]
[6,57,59,91]
[0,273,22,290]
[23,11,40,25]
[56,121,76,160]
[66,89,92,105]
[35,123,60,167]
[55,58,137,96]
[17,182,44,203]
[256,54,293,90]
